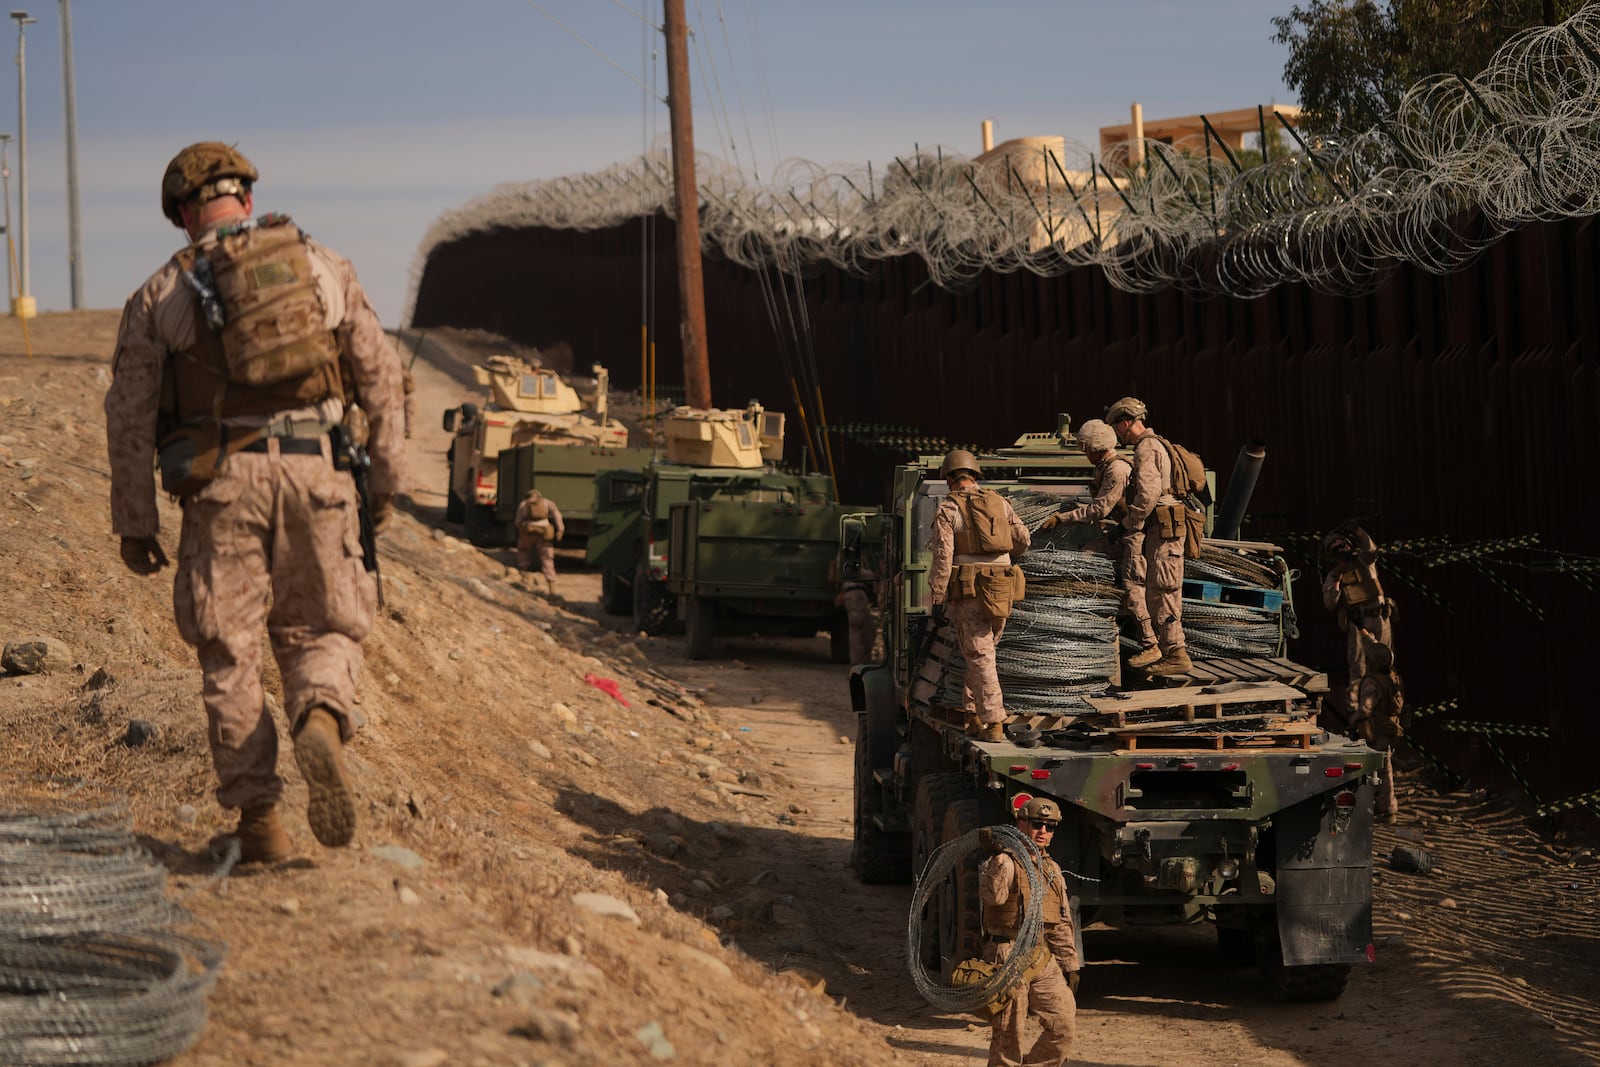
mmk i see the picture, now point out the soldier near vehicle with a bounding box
[1321,522,1402,821]
[104,142,406,863]
[1107,396,1198,677]
[978,796,1080,1067]
[928,449,1030,742]
[515,488,565,597]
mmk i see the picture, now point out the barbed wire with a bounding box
[404,7,1600,317]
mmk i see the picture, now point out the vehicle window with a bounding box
[737,423,754,448]
[519,375,541,398]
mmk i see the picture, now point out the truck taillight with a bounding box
[1030,770,1050,780]
[1135,763,1155,771]
[1344,762,1364,773]
[1221,763,1240,772]
[1324,767,1344,778]
[1334,790,1357,807]
[1178,762,1197,770]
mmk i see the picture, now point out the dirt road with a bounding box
[402,330,1600,1067]
[0,315,1594,1066]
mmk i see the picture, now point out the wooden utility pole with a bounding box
[662,0,712,409]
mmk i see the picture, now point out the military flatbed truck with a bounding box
[587,403,873,660]
[845,428,1383,1001]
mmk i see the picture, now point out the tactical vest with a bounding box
[162,215,343,426]
[522,495,550,521]
[951,489,1014,555]
[983,857,1066,938]
[1096,456,1131,524]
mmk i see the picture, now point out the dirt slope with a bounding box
[1,312,1597,1067]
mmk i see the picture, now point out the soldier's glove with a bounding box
[1067,970,1081,996]
[977,827,1003,854]
[1039,513,1061,531]
[120,536,169,576]
[369,492,394,531]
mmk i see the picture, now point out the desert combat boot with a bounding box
[234,804,291,864]
[1146,648,1194,677]
[1127,645,1163,669]
[293,706,357,847]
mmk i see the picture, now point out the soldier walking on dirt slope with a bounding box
[978,797,1080,1067]
[928,450,1029,742]
[104,142,406,863]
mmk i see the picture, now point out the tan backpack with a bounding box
[952,489,1015,555]
[176,214,340,389]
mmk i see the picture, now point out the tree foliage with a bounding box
[1272,1,1588,132]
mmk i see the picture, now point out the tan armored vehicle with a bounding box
[443,354,630,542]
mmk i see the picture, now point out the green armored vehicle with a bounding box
[587,402,873,661]
[442,355,634,545]
[845,423,1383,1002]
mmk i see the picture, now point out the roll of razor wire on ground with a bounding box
[0,786,228,1067]
[909,824,1046,1012]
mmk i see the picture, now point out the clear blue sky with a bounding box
[9,1,1295,325]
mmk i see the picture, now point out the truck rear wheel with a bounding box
[850,709,909,885]
[600,566,631,615]
[1257,930,1351,1001]
[686,597,716,660]
[632,562,676,635]
[911,773,967,971]
[938,799,983,983]
[464,503,502,546]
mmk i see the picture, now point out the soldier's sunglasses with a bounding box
[1025,819,1058,832]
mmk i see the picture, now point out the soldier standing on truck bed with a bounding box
[104,142,405,863]
[1321,522,1402,821]
[928,450,1030,743]
[1039,418,1158,662]
[515,489,565,597]
[1108,397,1192,676]
[977,796,1080,1067]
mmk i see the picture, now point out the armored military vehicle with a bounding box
[844,425,1382,1001]
[442,355,631,545]
[587,403,873,660]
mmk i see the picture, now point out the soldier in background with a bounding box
[1108,397,1190,676]
[401,363,416,439]
[1321,522,1401,820]
[515,488,565,597]
[977,796,1080,1067]
[105,142,405,863]
[833,558,880,665]
[928,450,1030,743]
[1039,418,1157,660]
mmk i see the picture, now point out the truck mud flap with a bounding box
[1273,790,1374,966]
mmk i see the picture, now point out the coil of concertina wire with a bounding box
[405,6,1600,312]
[0,786,228,1067]
[909,824,1046,1011]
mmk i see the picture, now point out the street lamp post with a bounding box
[0,132,12,304]
[10,10,35,318]
[59,0,81,308]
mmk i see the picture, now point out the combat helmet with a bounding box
[1015,796,1061,823]
[161,142,258,227]
[1074,418,1117,454]
[1105,396,1148,425]
[939,449,981,480]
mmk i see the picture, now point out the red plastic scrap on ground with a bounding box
[584,673,631,708]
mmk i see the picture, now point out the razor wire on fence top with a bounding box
[406,7,1600,320]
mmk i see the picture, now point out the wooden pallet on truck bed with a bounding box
[1085,681,1309,730]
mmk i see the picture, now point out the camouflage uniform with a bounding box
[840,576,877,665]
[1322,526,1399,817]
[104,229,405,815]
[928,490,1030,725]
[1056,452,1154,647]
[1125,430,1186,657]
[401,364,416,439]
[514,492,564,591]
[979,850,1079,1067]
